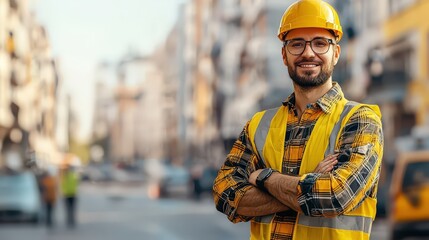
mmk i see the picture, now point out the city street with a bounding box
[0,181,396,240]
[0,182,249,240]
[1,1,429,240]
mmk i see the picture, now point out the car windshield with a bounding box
[402,161,429,190]
[0,172,37,196]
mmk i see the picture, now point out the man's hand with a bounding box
[313,153,338,173]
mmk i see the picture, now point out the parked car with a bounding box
[192,166,218,199]
[159,164,191,198]
[81,164,114,182]
[144,159,192,198]
[390,150,429,240]
[0,170,42,223]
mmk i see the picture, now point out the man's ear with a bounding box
[333,44,341,66]
[281,47,288,66]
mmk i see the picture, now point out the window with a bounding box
[402,162,429,190]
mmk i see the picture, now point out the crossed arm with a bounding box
[213,107,383,221]
[236,154,338,216]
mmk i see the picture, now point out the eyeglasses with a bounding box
[283,37,335,56]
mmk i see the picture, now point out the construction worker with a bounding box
[60,154,80,228]
[212,0,383,240]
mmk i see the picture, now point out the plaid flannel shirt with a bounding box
[213,83,384,240]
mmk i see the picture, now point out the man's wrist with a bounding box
[256,168,275,192]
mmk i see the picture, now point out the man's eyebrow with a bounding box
[285,37,305,41]
[285,37,333,42]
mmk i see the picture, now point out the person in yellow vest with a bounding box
[212,1,384,240]
[60,162,79,228]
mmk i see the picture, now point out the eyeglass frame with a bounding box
[283,37,336,56]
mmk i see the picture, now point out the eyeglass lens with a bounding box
[286,38,331,55]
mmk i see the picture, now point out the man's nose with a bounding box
[301,42,316,57]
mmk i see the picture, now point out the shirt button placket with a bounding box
[289,168,297,175]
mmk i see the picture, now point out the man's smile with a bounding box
[296,61,321,69]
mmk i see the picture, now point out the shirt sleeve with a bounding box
[213,121,264,223]
[297,106,384,217]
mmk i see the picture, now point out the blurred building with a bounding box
[92,54,172,164]
[339,0,429,162]
[90,0,429,169]
[173,0,429,166]
[91,63,117,163]
[112,57,145,163]
[0,0,66,169]
[168,0,295,168]
[382,0,429,134]
[152,29,181,164]
[89,0,298,167]
[132,57,168,162]
[335,0,397,161]
[340,0,429,163]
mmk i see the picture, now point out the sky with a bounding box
[30,0,187,141]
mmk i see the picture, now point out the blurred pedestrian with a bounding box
[6,31,16,59]
[41,168,57,228]
[212,0,384,240]
[191,164,203,200]
[60,160,79,228]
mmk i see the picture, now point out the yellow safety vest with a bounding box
[247,98,382,240]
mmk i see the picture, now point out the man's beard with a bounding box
[288,58,334,89]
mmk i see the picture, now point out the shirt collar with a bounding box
[282,82,344,114]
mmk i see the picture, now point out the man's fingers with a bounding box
[314,154,339,173]
[323,155,337,162]
[321,156,337,165]
[319,158,338,173]
[323,165,333,172]
[325,154,339,162]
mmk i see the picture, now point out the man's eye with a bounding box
[290,41,304,48]
[313,40,328,47]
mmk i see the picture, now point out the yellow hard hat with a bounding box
[278,0,343,42]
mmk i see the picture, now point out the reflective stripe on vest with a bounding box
[325,101,358,157]
[254,107,279,165]
[297,214,373,233]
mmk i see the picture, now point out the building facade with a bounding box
[0,0,66,169]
